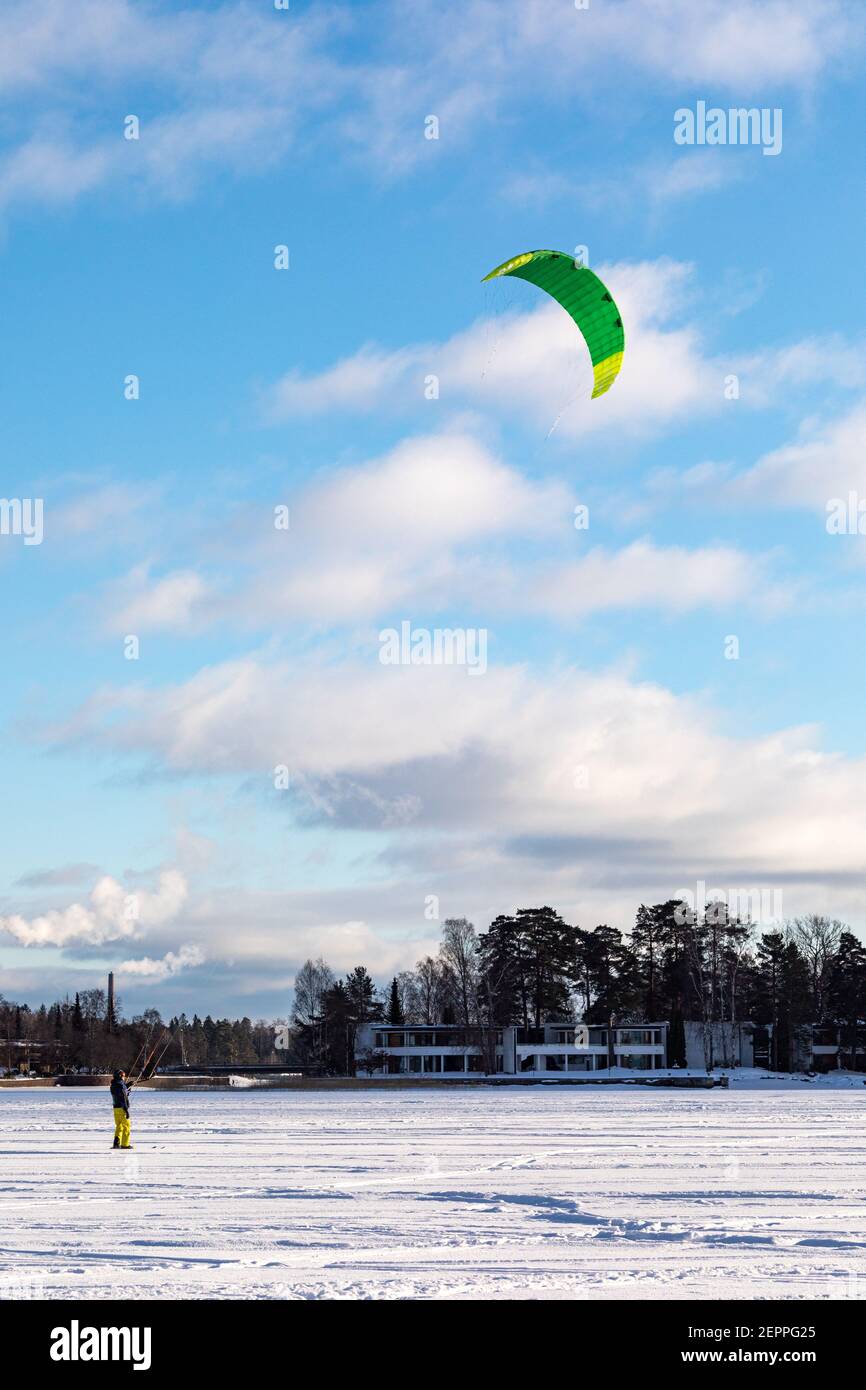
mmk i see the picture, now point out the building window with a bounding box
[615,1029,663,1047]
[588,1029,607,1046]
[467,1055,484,1072]
[545,1055,565,1071]
[443,1054,464,1073]
[520,1054,537,1072]
[387,1032,405,1047]
[616,1053,651,1070]
[423,1055,441,1073]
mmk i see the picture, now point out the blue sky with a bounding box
[3,0,866,1019]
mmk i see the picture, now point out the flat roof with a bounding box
[372,1022,670,1029]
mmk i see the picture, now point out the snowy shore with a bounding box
[2,1084,865,1300]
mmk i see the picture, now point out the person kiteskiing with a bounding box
[110,1070,133,1150]
[110,1030,172,1148]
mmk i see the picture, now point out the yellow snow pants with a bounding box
[113,1107,131,1148]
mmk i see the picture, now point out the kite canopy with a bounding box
[482,249,624,398]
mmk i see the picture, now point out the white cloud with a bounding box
[0,869,187,948]
[54,653,866,907]
[730,404,866,509]
[504,153,745,218]
[298,432,561,546]
[108,563,211,635]
[100,433,568,631]
[264,257,864,454]
[0,0,336,211]
[0,0,855,213]
[0,134,112,207]
[95,431,781,633]
[355,0,859,182]
[118,943,204,980]
[188,911,440,978]
[426,0,855,90]
[54,483,161,538]
[267,345,418,419]
[266,260,724,440]
[525,540,790,618]
[649,154,745,202]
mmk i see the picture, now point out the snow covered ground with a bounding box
[2,1082,866,1300]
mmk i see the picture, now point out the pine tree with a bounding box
[828,931,866,1068]
[477,916,522,1025]
[752,932,785,1068]
[632,904,662,1020]
[574,924,638,1023]
[752,932,810,1071]
[658,900,691,1063]
[385,978,404,1025]
[345,966,382,1027]
[515,907,574,1026]
[478,908,577,1028]
[321,980,353,1075]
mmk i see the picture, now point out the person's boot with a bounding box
[112,1139,120,1149]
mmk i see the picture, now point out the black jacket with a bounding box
[110,1078,130,1112]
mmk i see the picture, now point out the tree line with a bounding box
[4,903,864,1075]
[290,905,865,1074]
[0,986,281,1075]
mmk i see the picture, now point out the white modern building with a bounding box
[684,1020,756,1070]
[355,1021,669,1077]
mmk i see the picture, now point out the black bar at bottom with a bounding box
[5,1297,857,1375]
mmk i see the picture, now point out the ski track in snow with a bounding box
[1,1085,865,1300]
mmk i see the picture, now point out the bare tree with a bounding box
[686,912,717,1070]
[415,956,449,1024]
[291,958,334,1027]
[791,916,843,1022]
[718,919,752,1068]
[438,918,480,1027]
[395,970,421,1024]
[688,907,753,1070]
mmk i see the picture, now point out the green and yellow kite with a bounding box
[482,250,624,399]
